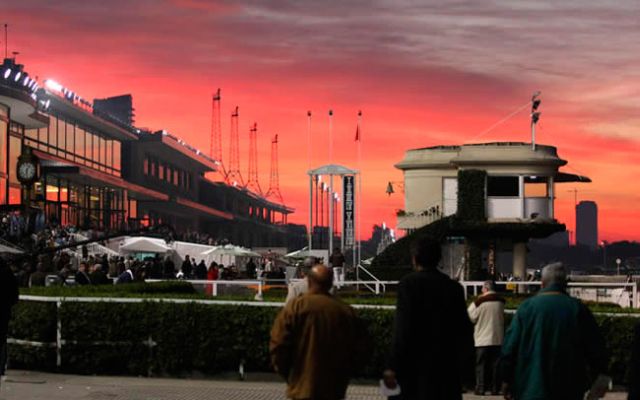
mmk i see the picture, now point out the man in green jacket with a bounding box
[500,263,608,400]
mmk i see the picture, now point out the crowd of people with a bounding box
[275,237,639,400]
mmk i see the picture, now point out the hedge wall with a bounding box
[6,299,638,384]
[8,300,394,379]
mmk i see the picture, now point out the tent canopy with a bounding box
[0,243,23,254]
[200,244,260,258]
[119,237,172,254]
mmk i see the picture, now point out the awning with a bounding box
[555,172,591,183]
[119,237,172,253]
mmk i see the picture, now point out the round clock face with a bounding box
[18,162,36,181]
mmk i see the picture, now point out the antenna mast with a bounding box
[210,89,226,177]
[225,106,244,186]
[265,134,284,204]
[531,91,541,150]
[245,123,263,195]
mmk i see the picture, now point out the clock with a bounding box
[18,162,37,181]
[16,147,40,185]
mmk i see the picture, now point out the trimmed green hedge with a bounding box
[8,300,393,378]
[7,298,639,384]
[22,281,197,297]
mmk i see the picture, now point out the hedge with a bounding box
[6,298,638,384]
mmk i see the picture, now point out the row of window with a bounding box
[143,156,192,191]
[0,107,23,205]
[24,115,122,176]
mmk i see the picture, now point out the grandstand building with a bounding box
[0,57,301,248]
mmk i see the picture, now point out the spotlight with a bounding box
[45,79,63,92]
[23,76,30,86]
[2,68,10,79]
[14,71,21,82]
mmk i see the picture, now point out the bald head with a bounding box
[308,264,333,294]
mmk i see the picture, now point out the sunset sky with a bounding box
[5,1,640,242]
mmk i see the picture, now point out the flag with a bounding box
[355,125,360,141]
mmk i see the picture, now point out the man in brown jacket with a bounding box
[270,264,365,400]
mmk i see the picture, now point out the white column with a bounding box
[548,176,555,219]
[519,175,525,218]
[329,174,334,253]
[513,241,527,280]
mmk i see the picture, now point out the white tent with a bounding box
[119,237,172,254]
[172,241,216,264]
[0,243,23,254]
[200,245,260,268]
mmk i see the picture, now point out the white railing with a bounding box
[145,279,276,300]
[356,264,388,294]
[460,281,639,309]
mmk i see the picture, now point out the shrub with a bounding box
[7,298,639,384]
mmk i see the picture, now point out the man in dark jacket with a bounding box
[89,264,110,285]
[500,263,608,400]
[385,237,475,400]
[75,262,91,285]
[181,255,193,278]
[1,259,19,386]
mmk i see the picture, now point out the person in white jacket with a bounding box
[467,280,505,396]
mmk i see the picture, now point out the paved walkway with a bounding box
[0,370,628,400]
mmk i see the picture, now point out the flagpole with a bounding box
[307,111,312,251]
[328,109,334,258]
[357,111,362,273]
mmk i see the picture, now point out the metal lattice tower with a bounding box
[210,89,226,177]
[225,106,244,186]
[245,122,263,195]
[265,134,284,204]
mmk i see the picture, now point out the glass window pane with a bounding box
[26,128,38,140]
[76,127,85,161]
[8,186,20,205]
[49,117,57,150]
[8,135,21,184]
[39,125,47,151]
[487,176,519,197]
[99,137,106,171]
[113,141,121,172]
[0,119,7,174]
[86,132,93,166]
[0,178,6,205]
[57,119,65,157]
[66,122,74,157]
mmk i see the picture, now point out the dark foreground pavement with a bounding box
[0,370,628,400]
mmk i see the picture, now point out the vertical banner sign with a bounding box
[343,175,355,248]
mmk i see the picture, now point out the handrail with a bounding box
[356,264,387,294]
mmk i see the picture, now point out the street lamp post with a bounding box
[616,258,622,276]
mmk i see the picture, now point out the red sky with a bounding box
[4,1,640,242]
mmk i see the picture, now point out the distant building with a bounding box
[394,142,591,278]
[576,201,598,250]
